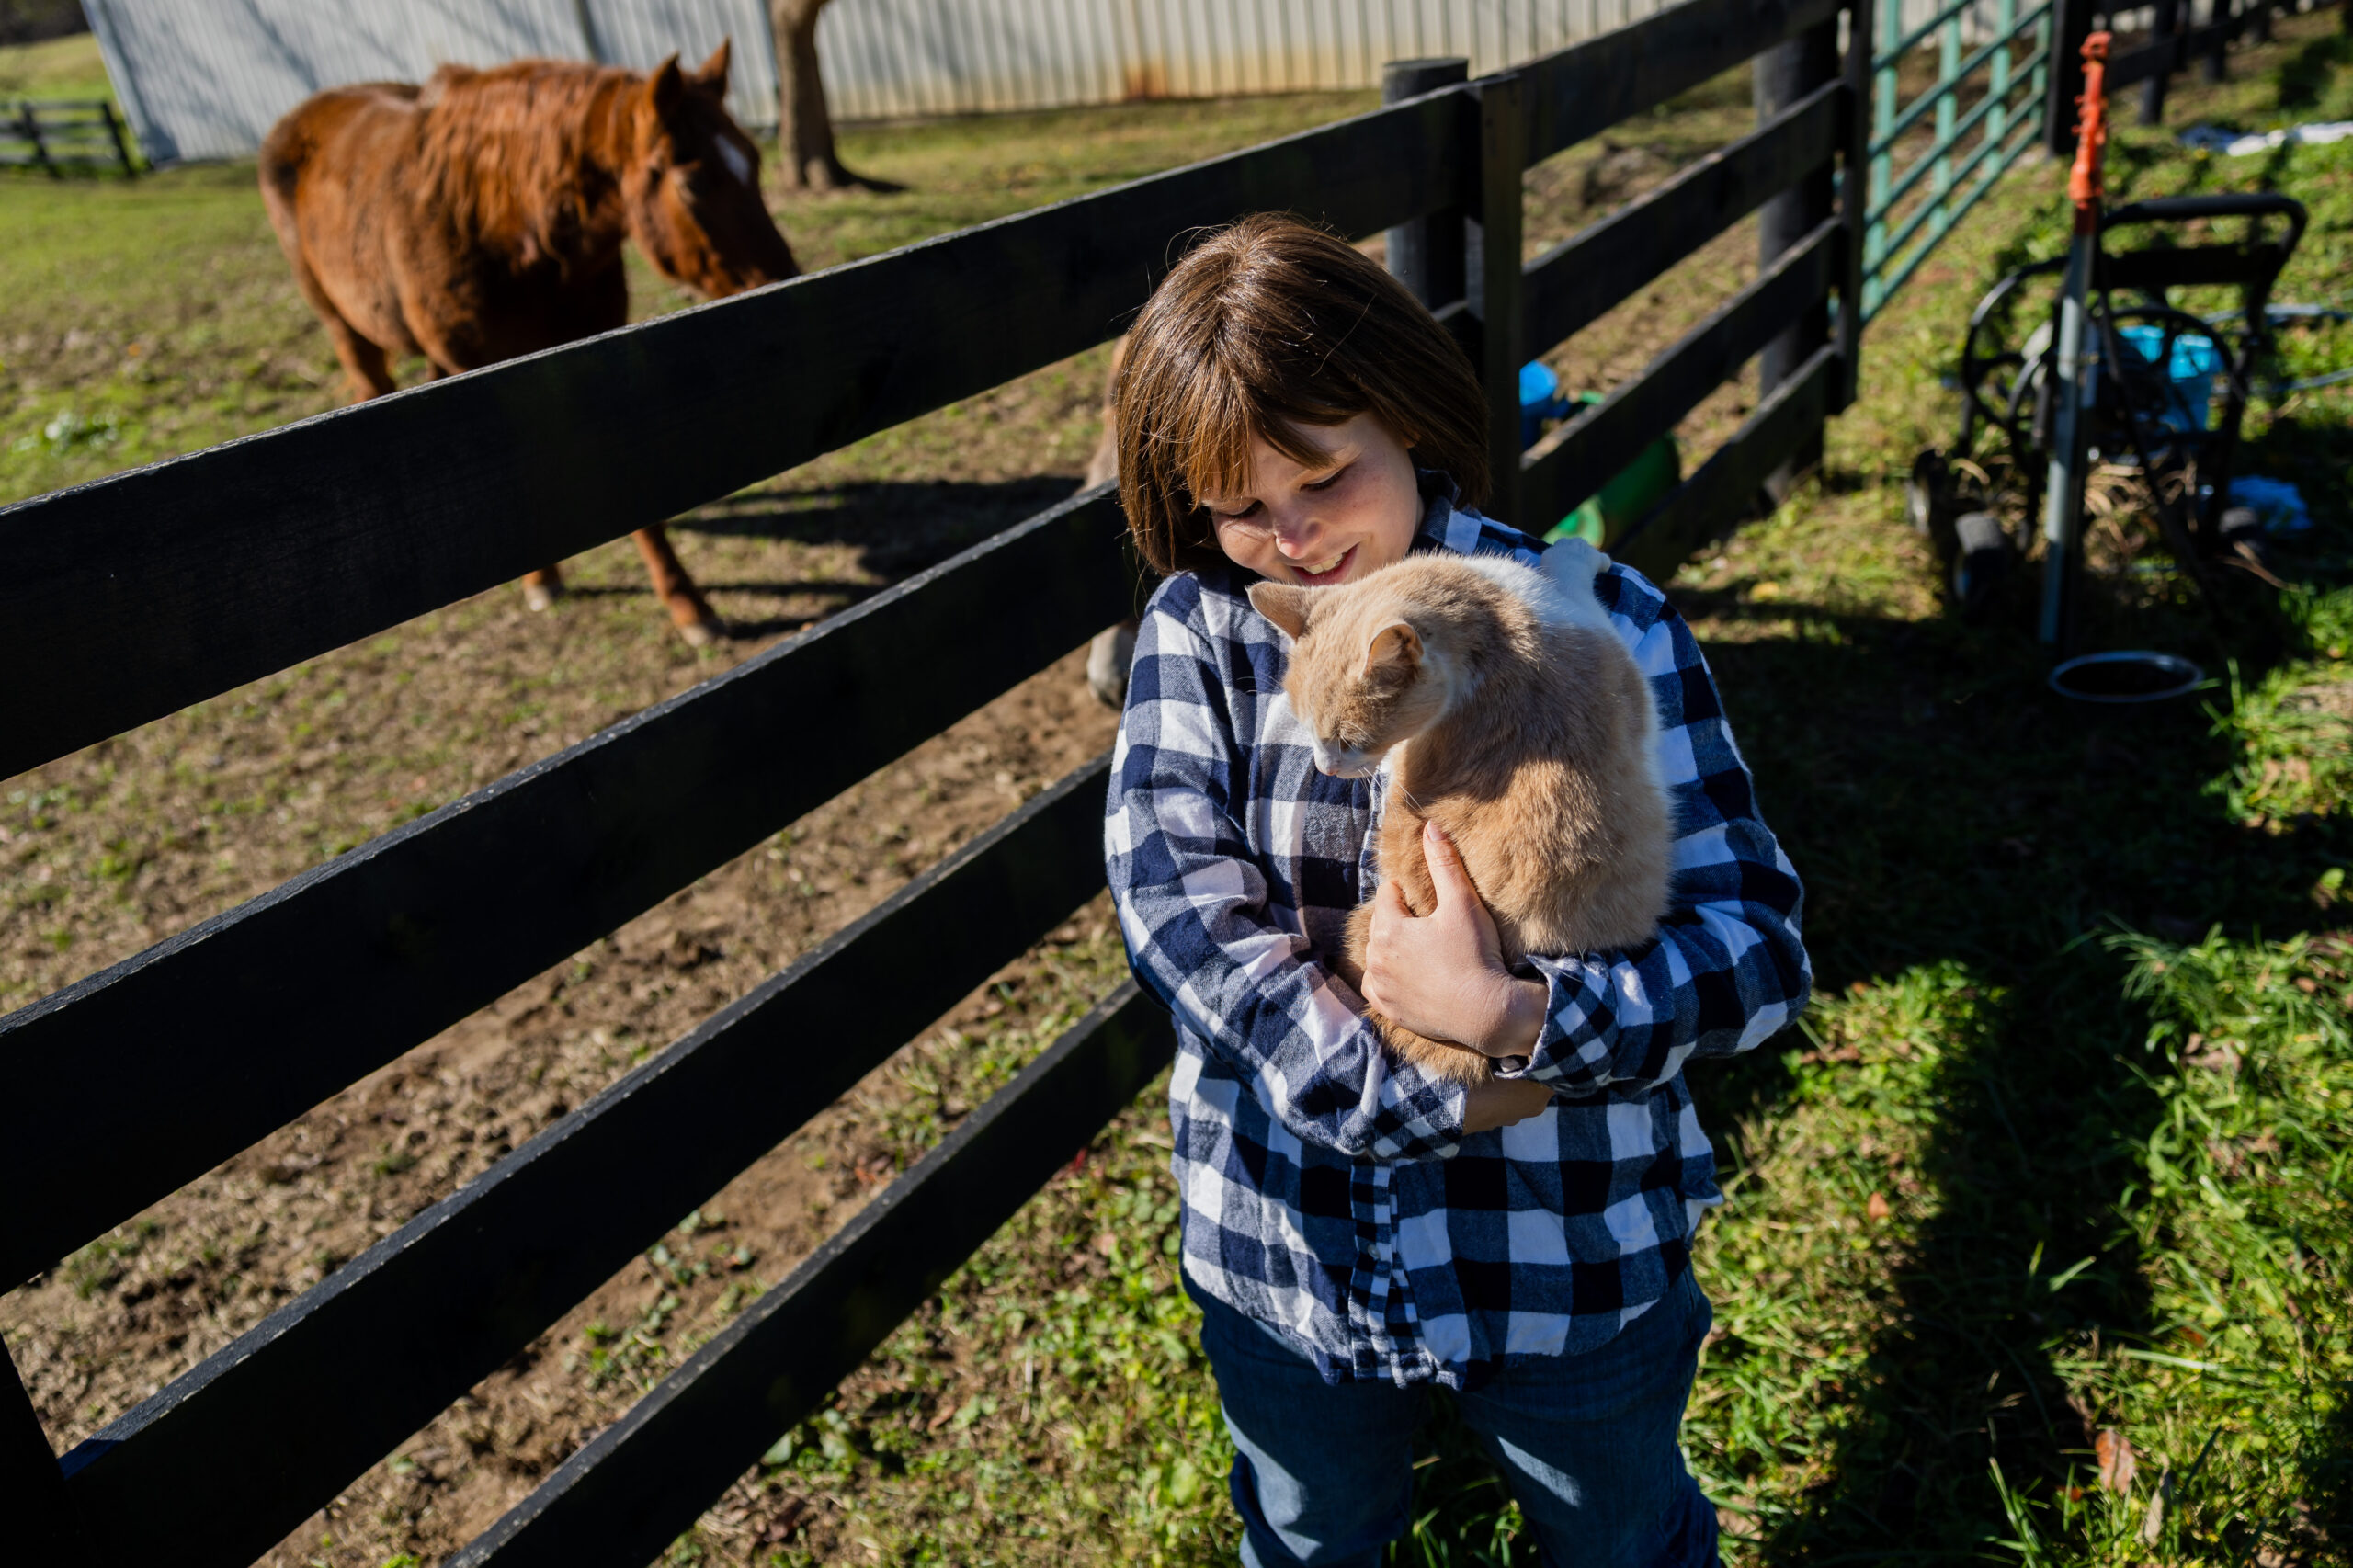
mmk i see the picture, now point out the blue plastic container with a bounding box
[1518,361,1681,547]
[1519,360,1571,447]
[2116,324,2221,433]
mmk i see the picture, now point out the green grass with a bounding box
[6,17,2353,1567]
[0,30,116,103]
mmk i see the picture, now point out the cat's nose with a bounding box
[1313,744,1372,778]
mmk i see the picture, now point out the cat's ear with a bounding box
[1363,619,1423,677]
[1247,581,1313,639]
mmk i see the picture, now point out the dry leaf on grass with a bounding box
[2097,1427,2138,1494]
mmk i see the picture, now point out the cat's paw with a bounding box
[1537,538,1614,633]
[1539,535,1610,587]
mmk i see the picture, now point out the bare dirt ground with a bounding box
[0,67,1811,1566]
[7,615,1124,1563]
[1,350,1128,1562]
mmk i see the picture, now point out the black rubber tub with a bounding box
[2047,650,2206,705]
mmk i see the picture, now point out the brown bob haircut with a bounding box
[1112,212,1490,576]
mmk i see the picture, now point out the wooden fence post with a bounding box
[1381,58,1469,311]
[18,102,58,177]
[2203,0,2233,80]
[1,1354,69,1558]
[2045,0,2095,153]
[1756,19,1839,501]
[2140,0,2179,123]
[1837,0,1874,411]
[1469,72,1525,528]
[101,100,135,177]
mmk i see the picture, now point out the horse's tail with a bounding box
[256,112,307,255]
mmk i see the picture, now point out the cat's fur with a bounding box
[1247,541,1671,1084]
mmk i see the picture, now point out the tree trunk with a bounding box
[769,0,898,191]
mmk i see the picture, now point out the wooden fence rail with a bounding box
[0,99,136,176]
[2112,0,2349,113]
[0,0,1881,1557]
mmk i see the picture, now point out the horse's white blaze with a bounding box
[716,138,754,187]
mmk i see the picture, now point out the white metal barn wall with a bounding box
[82,0,776,164]
[83,0,1680,164]
[82,0,2189,165]
[811,0,1640,119]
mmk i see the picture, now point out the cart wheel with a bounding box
[1908,449,1960,558]
[1951,511,2009,622]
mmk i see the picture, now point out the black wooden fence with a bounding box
[0,0,1872,1559]
[2035,0,2349,149]
[2118,0,2349,122]
[0,98,136,176]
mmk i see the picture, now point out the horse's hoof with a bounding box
[678,616,722,648]
[523,584,559,613]
[1085,621,1137,709]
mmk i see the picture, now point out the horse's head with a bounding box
[625,41,800,296]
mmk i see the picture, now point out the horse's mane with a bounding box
[411,59,641,258]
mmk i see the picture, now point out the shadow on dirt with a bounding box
[681,476,1082,575]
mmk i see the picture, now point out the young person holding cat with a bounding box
[1102,213,1809,1568]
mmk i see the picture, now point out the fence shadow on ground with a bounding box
[683,476,1084,557]
[671,475,1109,637]
[1719,572,2341,1555]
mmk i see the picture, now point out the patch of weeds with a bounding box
[573,1290,687,1393]
[10,407,123,456]
[2210,591,2353,824]
[64,1218,161,1299]
[763,1404,861,1473]
[2022,926,2353,1564]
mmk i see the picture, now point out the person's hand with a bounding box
[1361,821,1546,1058]
[1461,1074,1555,1133]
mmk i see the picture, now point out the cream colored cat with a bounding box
[1247,541,1672,1084]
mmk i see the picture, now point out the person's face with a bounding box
[1201,412,1423,587]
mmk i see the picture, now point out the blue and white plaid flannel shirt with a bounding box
[1104,481,1809,1389]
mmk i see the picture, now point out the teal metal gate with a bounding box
[1862,0,2055,318]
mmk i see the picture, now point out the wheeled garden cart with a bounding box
[1906,31,2306,647]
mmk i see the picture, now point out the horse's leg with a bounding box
[1077,337,1131,705]
[325,320,397,402]
[631,527,721,646]
[286,256,393,401]
[520,564,564,613]
[259,153,397,403]
[1086,619,1140,708]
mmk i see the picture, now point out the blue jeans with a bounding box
[1187,1269,1719,1568]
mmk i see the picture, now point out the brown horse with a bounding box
[260,42,798,644]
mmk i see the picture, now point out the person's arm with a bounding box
[1108,587,1541,1157]
[1360,582,1809,1095]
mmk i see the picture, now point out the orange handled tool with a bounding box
[2069,32,2112,233]
[2040,28,2116,644]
